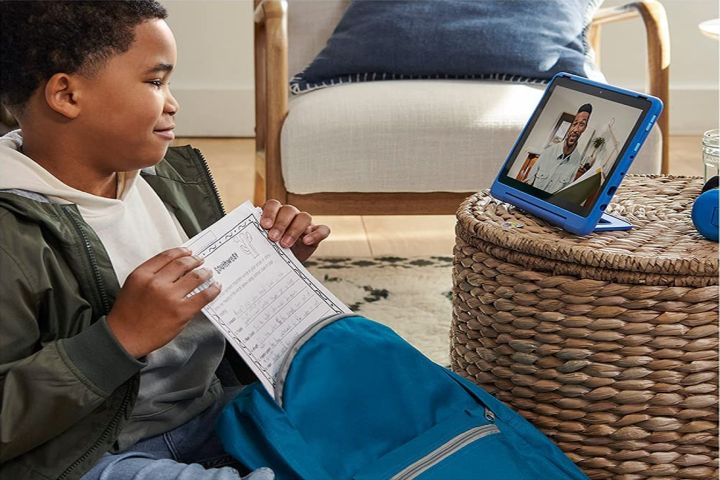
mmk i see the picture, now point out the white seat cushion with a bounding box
[281,80,661,194]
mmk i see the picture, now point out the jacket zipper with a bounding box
[57,208,134,479]
[57,385,133,480]
[63,208,112,313]
[195,147,226,216]
[390,424,500,480]
[56,151,220,478]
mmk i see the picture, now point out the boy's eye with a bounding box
[148,79,164,88]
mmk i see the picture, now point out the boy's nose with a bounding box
[165,93,180,116]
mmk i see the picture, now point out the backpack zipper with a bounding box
[390,424,500,480]
[57,208,134,479]
[274,313,357,404]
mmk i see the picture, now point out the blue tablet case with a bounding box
[595,213,632,232]
[490,73,663,236]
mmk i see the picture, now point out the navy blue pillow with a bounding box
[291,0,603,94]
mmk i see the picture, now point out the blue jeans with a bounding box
[82,387,273,480]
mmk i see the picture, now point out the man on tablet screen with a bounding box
[525,103,592,194]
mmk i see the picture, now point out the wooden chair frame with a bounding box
[253,0,670,215]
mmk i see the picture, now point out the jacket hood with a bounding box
[0,130,138,208]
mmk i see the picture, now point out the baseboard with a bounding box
[172,87,255,137]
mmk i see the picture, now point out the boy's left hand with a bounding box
[259,199,330,262]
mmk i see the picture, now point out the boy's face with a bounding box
[76,19,179,172]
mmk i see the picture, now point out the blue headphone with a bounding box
[691,175,719,242]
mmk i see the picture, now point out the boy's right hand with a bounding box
[107,247,221,358]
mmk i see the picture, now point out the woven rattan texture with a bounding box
[451,176,719,479]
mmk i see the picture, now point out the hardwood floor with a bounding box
[175,135,704,257]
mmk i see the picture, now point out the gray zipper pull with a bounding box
[485,408,496,423]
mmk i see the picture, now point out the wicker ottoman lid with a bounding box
[456,176,719,287]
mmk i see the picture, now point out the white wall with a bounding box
[165,0,718,137]
[600,0,718,135]
[162,0,255,137]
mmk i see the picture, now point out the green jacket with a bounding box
[0,146,253,479]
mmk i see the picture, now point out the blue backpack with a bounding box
[217,315,588,480]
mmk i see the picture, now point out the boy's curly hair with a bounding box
[0,1,167,115]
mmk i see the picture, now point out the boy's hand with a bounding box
[259,199,330,262]
[107,247,221,358]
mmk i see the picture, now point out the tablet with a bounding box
[490,73,663,236]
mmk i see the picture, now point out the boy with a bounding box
[0,2,329,479]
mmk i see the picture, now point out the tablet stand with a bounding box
[594,213,633,232]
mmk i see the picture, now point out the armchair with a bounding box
[253,0,669,215]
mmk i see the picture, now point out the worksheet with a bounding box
[185,201,350,398]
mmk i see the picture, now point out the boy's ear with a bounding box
[44,73,81,119]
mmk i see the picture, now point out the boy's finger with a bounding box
[280,212,312,248]
[176,267,214,297]
[267,205,300,242]
[142,247,193,274]
[260,199,282,229]
[302,224,331,245]
[185,281,222,310]
[156,255,204,283]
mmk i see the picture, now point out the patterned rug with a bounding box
[305,256,454,365]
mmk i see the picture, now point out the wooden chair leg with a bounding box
[591,0,670,173]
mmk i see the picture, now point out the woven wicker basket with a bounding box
[451,176,719,479]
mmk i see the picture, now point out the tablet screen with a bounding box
[498,76,653,217]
